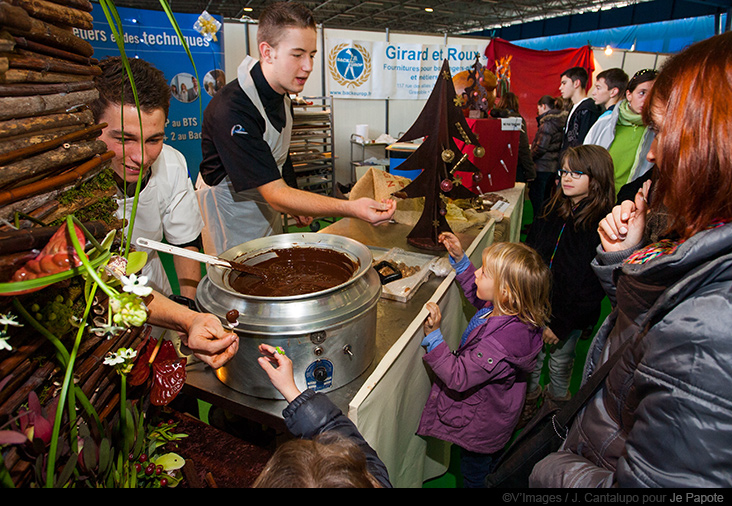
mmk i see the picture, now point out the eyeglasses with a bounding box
[557,169,586,180]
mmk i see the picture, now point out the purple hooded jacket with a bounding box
[416,261,543,454]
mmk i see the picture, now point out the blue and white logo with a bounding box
[335,47,365,80]
[329,43,371,88]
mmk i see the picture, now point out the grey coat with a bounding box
[530,222,732,487]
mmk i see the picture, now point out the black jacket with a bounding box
[525,200,606,340]
[531,109,568,174]
[561,98,601,152]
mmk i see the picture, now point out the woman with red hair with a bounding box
[529,32,732,487]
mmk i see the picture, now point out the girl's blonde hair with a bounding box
[482,242,551,328]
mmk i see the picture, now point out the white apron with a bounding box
[196,56,292,255]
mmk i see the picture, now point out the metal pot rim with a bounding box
[207,233,373,301]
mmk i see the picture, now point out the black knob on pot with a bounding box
[313,366,328,382]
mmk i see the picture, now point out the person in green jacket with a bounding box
[584,68,658,195]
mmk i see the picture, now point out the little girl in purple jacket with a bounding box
[417,236,551,488]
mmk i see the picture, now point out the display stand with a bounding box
[455,117,521,194]
[349,133,388,183]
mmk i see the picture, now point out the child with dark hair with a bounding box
[521,144,615,423]
[529,95,567,217]
[591,68,629,114]
[584,68,658,194]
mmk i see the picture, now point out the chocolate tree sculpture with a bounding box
[392,59,485,250]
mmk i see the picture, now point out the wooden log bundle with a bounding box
[0,2,130,487]
[0,0,113,230]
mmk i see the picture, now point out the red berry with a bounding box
[139,453,148,462]
[160,477,168,487]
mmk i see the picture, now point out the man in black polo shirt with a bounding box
[197,2,395,254]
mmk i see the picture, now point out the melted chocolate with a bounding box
[228,247,358,297]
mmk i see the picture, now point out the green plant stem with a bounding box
[11,297,70,365]
[0,453,15,488]
[66,216,116,299]
[45,283,96,488]
[120,373,128,456]
[96,0,145,260]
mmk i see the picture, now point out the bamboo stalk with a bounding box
[0,2,32,32]
[0,38,14,52]
[0,108,93,139]
[7,0,94,30]
[0,124,87,156]
[0,79,94,97]
[0,220,110,255]
[0,139,108,190]
[12,36,98,66]
[44,0,93,13]
[2,2,94,57]
[0,122,104,163]
[7,50,102,76]
[0,67,95,84]
[0,89,99,121]
[0,360,56,418]
[0,148,113,201]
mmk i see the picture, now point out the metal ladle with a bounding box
[135,237,269,280]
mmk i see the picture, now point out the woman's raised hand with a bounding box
[598,180,651,252]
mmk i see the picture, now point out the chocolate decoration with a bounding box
[389,59,484,250]
[226,309,239,323]
[228,247,358,297]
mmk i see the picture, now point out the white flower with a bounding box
[119,348,137,361]
[120,273,153,297]
[0,313,22,327]
[0,336,12,352]
[91,323,126,338]
[104,347,138,374]
[103,351,125,367]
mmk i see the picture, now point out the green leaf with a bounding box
[99,437,112,475]
[82,437,98,471]
[0,251,111,295]
[55,452,78,488]
[154,452,185,471]
[125,251,148,275]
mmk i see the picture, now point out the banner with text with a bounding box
[74,6,225,180]
[325,39,488,100]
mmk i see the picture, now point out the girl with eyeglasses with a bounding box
[584,68,658,195]
[520,144,615,425]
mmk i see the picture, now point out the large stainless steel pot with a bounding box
[195,233,381,399]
